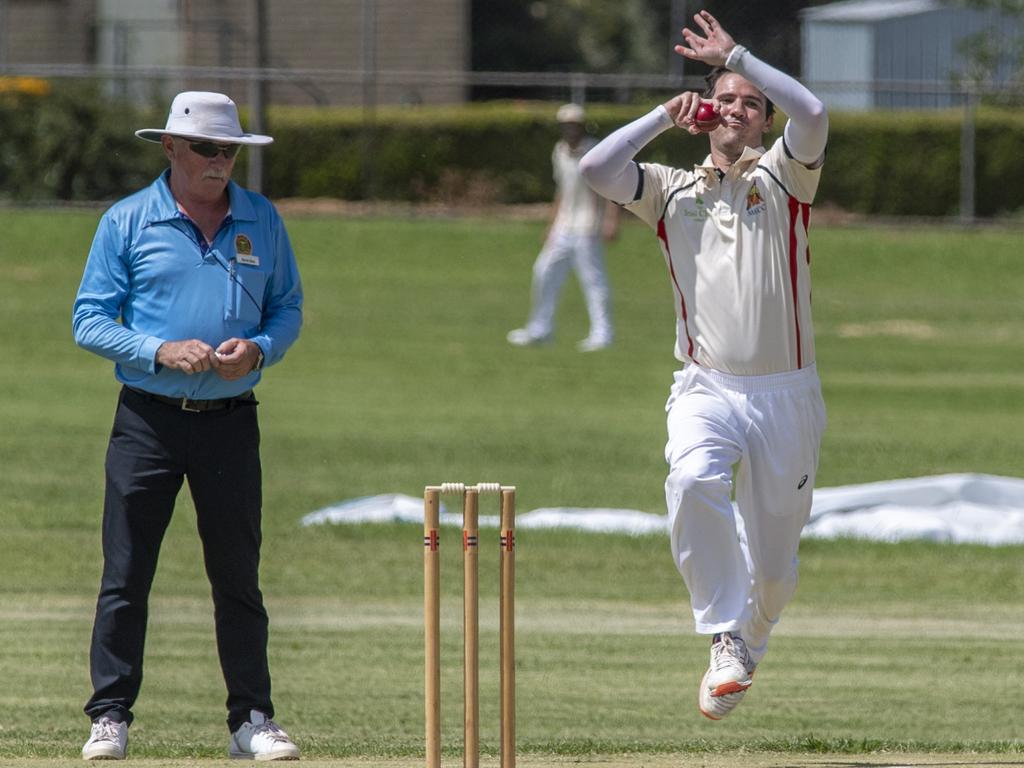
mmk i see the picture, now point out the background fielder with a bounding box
[580,10,829,720]
[508,103,620,352]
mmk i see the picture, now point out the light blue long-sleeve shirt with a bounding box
[73,170,303,399]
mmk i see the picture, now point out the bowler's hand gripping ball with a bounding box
[694,102,721,132]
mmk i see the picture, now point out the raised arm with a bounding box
[578,106,674,204]
[677,10,828,166]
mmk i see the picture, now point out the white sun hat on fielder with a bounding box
[556,103,586,124]
[135,91,273,145]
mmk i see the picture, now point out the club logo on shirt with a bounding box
[682,194,710,220]
[235,234,259,266]
[746,182,766,216]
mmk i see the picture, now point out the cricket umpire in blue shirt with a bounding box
[72,92,303,761]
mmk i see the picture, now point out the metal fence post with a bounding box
[247,0,268,194]
[669,0,686,79]
[0,0,9,67]
[959,86,977,226]
[360,0,378,198]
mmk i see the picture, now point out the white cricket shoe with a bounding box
[698,632,756,720]
[229,710,300,761]
[506,328,551,347]
[82,716,128,760]
[576,336,612,352]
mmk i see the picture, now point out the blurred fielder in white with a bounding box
[508,103,620,352]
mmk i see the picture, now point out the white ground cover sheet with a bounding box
[302,474,1024,546]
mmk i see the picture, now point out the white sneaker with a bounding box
[82,717,128,760]
[506,328,551,347]
[229,710,300,761]
[698,632,756,720]
[576,336,612,352]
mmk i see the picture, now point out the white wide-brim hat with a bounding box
[135,91,273,145]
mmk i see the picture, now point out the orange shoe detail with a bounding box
[699,704,722,721]
[711,679,752,696]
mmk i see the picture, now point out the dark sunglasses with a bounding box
[188,141,241,159]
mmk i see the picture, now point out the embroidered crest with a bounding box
[746,182,766,215]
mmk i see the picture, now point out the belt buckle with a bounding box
[180,397,201,413]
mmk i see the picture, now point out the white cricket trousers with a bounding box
[525,231,612,343]
[664,363,827,663]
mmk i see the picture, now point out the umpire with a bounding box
[72,91,302,761]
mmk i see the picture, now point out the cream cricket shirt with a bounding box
[625,138,820,375]
[551,137,606,237]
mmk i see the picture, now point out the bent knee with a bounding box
[666,462,729,500]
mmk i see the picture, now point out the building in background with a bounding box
[95,0,183,101]
[0,0,96,66]
[0,0,469,105]
[800,0,1021,110]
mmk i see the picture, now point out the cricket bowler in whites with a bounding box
[580,10,829,720]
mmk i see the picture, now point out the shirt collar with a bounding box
[142,169,258,226]
[694,144,766,181]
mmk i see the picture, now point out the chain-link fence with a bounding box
[2,0,1022,220]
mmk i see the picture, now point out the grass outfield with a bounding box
[6,757,1024,768]
[0,209,1022,761]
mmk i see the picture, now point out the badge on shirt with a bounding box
[235,235,259,266]
[746,183,766,216]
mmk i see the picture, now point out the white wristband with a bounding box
[725,44,748,70]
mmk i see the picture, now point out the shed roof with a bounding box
[799,0,944,22]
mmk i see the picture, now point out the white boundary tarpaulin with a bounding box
[301,474,1024,545]
[300,494,667,536]
[802,473,1024,545]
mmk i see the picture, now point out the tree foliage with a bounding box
[949,0,1024,104]
[471,0,832,78]
[471,0,664,74]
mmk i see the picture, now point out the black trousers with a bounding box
[85,386,273,733]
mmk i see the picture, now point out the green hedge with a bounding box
[3,82,1024,218]
[0,82,166,200]
[264,102,714,204]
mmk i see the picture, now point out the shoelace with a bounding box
[711,634,751,673]
[92,720,122,743]
[253,720,291,743]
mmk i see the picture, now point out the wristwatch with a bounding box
[252,347,265,372]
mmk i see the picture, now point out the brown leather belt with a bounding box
[125,386,256,413]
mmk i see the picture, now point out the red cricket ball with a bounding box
[694,102,721,132]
